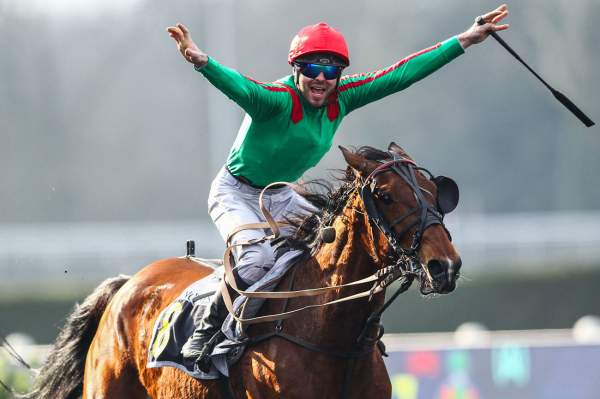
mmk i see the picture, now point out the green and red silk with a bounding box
[196,37,464,187]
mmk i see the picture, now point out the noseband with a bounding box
[360,154,452,279]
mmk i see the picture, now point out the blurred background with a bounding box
[1,0,598,397]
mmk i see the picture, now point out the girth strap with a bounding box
[249,331,375,359]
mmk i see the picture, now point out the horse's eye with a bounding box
[378,192,394,205]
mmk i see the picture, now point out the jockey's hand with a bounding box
[458,4,510,49]
[166,23,208,67]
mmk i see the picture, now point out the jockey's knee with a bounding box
[235,242,276,286]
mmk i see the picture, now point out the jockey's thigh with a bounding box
[228,228,276,285]
[208,167,315,285]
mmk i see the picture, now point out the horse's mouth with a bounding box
[419,277,457,295]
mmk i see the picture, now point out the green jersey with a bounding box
[197,37,464,186]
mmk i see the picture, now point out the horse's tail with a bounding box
[24,275,130,399]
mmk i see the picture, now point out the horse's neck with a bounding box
[284,193,386,347]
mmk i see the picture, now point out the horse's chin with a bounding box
[419,286,431,295]
[419,281,437,295]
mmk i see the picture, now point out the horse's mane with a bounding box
[286,146,393,251]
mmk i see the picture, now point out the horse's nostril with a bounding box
[427,260,445,279]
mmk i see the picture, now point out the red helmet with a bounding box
[288,22,349,67]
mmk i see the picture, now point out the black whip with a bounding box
[477,16,594,128]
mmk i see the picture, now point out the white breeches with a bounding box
[208,167,315,285]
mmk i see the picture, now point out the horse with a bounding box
[26,143,461,399]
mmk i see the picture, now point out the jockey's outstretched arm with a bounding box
[338,4,509,114]
[167,23,288,121]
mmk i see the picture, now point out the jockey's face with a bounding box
[296,69,338,108]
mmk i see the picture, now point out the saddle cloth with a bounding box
[146,249,304,379]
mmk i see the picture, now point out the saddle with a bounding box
[146,248,305,380]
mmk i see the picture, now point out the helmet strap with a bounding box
[293,65,301,88]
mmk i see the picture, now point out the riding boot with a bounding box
[181,288,229,372]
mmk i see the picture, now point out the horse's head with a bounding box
[340,143,461,295]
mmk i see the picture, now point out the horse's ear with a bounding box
[339,146,368,173]
[388,142,414,161]
[388,142,403,152]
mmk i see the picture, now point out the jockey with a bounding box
[167,4,509,371]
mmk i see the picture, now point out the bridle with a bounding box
[359,153,455,283]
